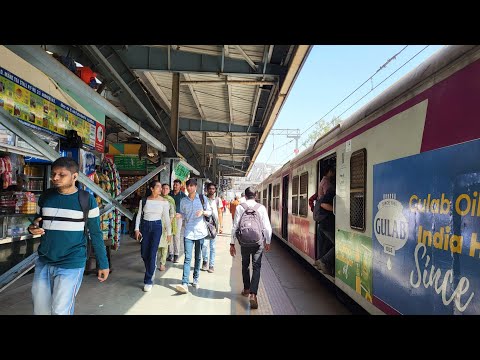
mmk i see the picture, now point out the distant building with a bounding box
[225,163,280,199]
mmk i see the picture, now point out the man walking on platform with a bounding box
[28,157,109,315]
[168,179,186,263]
[230,187,272,309]
[176,178,212,293]
[201,182,223,273]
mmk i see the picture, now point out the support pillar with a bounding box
[170,73,180,151]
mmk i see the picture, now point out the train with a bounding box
[257,45,480,315]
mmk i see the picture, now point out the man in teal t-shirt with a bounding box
[28,157,109,315]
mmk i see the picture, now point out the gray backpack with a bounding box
[236,203,264,247]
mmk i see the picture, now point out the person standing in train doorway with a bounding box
[314,186,336,276]
[310,165,335,268]
[230,187,272,309]
[175,178,212,293]
[201,182,223,273]
[309,165,335,212]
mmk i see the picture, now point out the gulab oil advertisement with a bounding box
[372,139,480,315]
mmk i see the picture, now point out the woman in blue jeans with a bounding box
[134,180,172,292]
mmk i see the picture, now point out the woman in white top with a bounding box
[134,180,172,292]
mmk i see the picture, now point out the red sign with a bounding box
[95,123,105,153]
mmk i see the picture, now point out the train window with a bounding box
[350,148,366,231]
[273,184,280,211]
[299,172,308,217]
[263,188,267,207]
[292,176,299,215]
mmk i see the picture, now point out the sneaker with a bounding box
[201,261,208,271]
[166,255,173,262]
[192,279,199,289]
[175,284,188,293]
[241,289,250,297]
[249,294,258,309]
[173,255,179,263]
[208,266,214,273]
[143,284,153,292]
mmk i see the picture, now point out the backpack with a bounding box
[42,187,90,237]
[129,197,147,239]
[199,195,217,240]
[235,203,264,247]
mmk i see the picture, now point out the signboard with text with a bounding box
[114,155,146,171]
[174,162,190,181]
[372,139,480,315]
[0,67,105,152]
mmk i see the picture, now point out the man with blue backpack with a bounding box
[230,187,272,310]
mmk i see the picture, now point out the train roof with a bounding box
[259,45,478,186]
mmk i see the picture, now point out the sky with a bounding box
[256,45,445,166]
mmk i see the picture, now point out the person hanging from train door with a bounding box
[309,165,335,212]
[310,165,336,267]
[314,186,336,276]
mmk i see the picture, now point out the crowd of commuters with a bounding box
[28,158,273,314]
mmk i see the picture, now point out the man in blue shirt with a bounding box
[176,178,212,293]
[28,157,109,314]
[168,179,186,263]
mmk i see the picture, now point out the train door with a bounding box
[268,183,272,219]
[315,153,337,263]
[282,175,289,240]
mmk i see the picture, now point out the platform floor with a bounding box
[0,211,352,315]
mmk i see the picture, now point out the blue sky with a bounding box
[256,45,445,165]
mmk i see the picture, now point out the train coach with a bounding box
[257,45,480,315]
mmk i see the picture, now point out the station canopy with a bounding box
[42,45,312,178]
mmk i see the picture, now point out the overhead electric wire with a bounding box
[267,45,430,166]
[299,45,409,137]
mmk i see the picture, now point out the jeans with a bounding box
[182,237,204,285]
[31,258,85,315]
[201,236,216,267]
[140,220,163,285]
[240,245,263,295]
[318,223,335,268]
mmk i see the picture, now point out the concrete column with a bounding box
[212,154,217,184]
[202,131,207,174]
[170,73,180,151]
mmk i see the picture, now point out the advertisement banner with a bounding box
[372,139,480,315]
[114,154,146,171]
[335,230,373,302]
[0,67,105,152]
[174,162,190,182]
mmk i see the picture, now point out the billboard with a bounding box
[372,139,480,315]
[0,67,105,152]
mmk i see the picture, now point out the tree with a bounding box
[302,116,342,148]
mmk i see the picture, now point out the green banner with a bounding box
[174,162,190,181]
[335,229,373,303]
[114,155,146,171]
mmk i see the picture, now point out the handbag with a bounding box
[199,195,217,239]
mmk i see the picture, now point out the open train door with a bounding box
[282,175,289,240]
[315,153,337,262]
